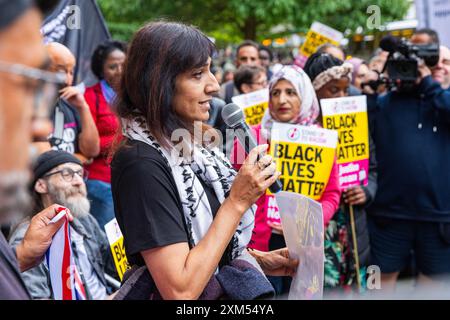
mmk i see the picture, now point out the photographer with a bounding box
[363,36,450,292]
[432,46,450,90]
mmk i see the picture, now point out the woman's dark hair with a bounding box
[115,21,215,148]
[303,52,344,83]
[91,40,127,79]
[259,45,273,61]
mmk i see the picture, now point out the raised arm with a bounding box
[60,86,100,158]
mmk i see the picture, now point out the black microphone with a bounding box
[221,103,283,193]
[379,35,400,53]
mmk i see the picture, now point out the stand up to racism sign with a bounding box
[270,122,338,200]
[321,95,369,189]
[104,218,130,280]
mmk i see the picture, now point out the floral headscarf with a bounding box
[261,65,320,140]
[311,63,353,91]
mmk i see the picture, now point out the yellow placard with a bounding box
[321,96,369,164]
[232,88,269,126]
[104,218,130,281]
[271,141,336,200]
[300,29,340,58]
[321,96,369,188]
[323,111,369,163]
[269,123,337,200]
[243,102,268,126]
[109,238,130,281]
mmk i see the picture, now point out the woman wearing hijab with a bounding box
[304,53,377,291]
[232,65,341,295]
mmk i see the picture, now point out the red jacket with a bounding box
[84,83,119,183]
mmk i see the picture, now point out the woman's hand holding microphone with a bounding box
[228,144,281,214]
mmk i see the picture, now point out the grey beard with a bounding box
[0,171,30,226]
[63,196,90,219]
[48,184,91,219]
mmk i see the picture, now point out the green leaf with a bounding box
[98,0,410,43]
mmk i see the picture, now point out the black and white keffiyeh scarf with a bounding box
[123,117,256,260]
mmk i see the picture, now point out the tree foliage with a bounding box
[98,0,410,44]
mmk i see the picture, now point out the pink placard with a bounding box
[265,194,281,225]
[338,159,369,190]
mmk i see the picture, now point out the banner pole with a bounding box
[349,204,361,292]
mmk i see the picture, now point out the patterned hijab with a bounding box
[261,65,320,140]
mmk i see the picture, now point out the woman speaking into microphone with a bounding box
[110,21,297,300]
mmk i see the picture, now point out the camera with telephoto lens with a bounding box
[362,36,440,93]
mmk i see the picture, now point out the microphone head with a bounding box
[380,35,400,53]
[221,103,245,128]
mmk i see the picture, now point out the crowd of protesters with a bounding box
[1,0,450,300]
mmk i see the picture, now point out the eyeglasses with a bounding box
[43,168,89,182]
[251,80,268,87]
[0,61,66,119]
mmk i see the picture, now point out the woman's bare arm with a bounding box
[141,145,280,300]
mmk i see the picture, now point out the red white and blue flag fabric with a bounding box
[45,209,87,300]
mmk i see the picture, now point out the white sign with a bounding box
[271,122,338,149]
[276,191,324,300]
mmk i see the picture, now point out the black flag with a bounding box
[40,0,111,87]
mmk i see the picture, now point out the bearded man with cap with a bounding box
[9,150,117,300]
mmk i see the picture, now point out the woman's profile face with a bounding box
[316,76,350,100]
[269,79,302,123]
[103,49,126,88]
[172,57,220,123]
